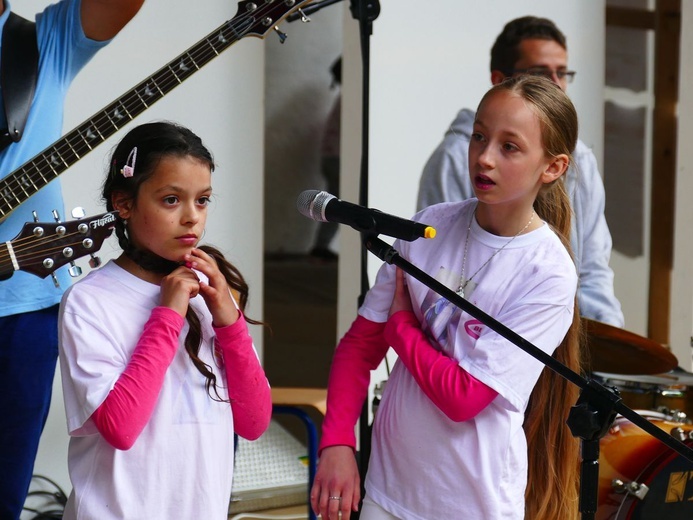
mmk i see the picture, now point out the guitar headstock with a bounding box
[232,0,313,39]
[1,211,117,280]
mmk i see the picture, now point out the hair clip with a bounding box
[121,147,138,178]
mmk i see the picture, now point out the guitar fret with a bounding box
[103,108,121,131]
[19,171,34,191]
[194,43,216,68]
[164,63,183,85]
[16,171,37,202]
[0,185,12,212]
[0,183,15,212]
[133,89,150,109]
[179,55,193,73]
[3,182,21,206]
[119,96,141,121]
[47,149,68,172]
[148,80,165,98]
[28,159,48,189]
[177,62,197,82]
[0,181,12,218]
[132,81,161,110]
[60,137,80,167]
[207,36,221,56]
[113,101,133,122]
[77,123,103,151]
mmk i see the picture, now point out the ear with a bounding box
[490,70,507,85]
[541,154,570,184]
[111,191,133,219]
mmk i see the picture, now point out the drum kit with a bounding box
[582,318,693,519]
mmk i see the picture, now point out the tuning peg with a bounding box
[51,273,60,288]
[57,243,82,278]
[89,254,102,269]
[297,8,311,23]
[68,262,82,278]
[51,210,69,239]
[273,26,287,43]
[72,211,105,268]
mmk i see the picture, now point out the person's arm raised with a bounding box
[81,0,145,41]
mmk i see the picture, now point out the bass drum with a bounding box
[598,411,693,519]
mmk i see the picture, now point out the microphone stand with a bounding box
[348,2,381,515]
[362,233,693,519]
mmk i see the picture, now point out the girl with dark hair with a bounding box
[58,121,271,519]
[311,76,582,520]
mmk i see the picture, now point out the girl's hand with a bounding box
[159,266,200,317]
[388,267,413,318]
[183,248,239,327]
[311,446,360,520]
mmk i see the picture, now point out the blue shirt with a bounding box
[0,0,108,316]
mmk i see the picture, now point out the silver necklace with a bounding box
[457,210,536,297]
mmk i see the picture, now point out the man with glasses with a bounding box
[417,15,624,328]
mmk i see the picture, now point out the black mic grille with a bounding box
[296,190,335,222]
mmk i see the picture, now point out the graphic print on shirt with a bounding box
[420,266,482,354]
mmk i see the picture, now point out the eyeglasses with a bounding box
[507,68,577,84]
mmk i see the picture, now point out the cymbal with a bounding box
[582,318,678,375]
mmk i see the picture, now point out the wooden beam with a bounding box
[606,6,656,30]
[648,0,681,344]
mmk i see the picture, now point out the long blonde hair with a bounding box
[481,76,584,519]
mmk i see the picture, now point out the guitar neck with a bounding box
[0,14,253,219]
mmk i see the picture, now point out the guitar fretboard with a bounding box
[0,0,301,218]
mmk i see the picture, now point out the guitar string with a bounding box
[0,1,298,204]
[0,230,85,254]
[0,230,98,265]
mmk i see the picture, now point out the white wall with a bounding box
[672,2,693,369]
[17,0,265,507]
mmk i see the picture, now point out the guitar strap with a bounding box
[0,12,39,152]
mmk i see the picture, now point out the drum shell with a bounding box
[594,373,693,420]
[597,412,693,519]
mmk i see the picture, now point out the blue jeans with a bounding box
[0,305,59,520]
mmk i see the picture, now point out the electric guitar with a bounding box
[0,211,117,281]
[0,0,312,222]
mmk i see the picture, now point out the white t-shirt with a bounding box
[360,199,577,519]
[59,261,235,520]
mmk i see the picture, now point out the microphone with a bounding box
[296,190,436,242]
